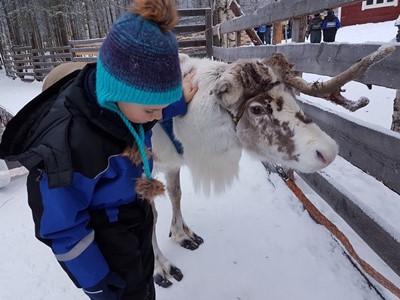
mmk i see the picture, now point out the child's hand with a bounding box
[182,70,198,104]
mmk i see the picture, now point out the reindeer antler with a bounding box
[268,46,396,111]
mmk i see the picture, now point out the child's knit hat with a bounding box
[96,12,182,109]
[96,8,182,200]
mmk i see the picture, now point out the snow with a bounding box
[1,20,400,300]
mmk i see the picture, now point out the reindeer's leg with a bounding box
[151,199,183,288]
[166,169,204,250]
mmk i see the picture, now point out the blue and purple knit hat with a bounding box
[96,12,182,109]
[96,11,182,186]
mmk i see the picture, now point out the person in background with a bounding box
[322,9,341,42]
[264,24,272,44]
[306,13,324,43]
[281,19,292,40]
[256,24,267,44]
[0,0,197,299]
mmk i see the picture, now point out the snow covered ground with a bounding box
[0,20,399,300]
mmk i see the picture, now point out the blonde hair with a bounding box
[130,0,179,31]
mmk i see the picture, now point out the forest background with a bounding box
[0,0,262,50]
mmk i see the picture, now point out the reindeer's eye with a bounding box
[250,105,264,115]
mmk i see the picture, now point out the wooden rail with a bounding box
[212,43,400,90]
[298,100,400,277]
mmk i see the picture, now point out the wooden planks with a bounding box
[212,43,400,89]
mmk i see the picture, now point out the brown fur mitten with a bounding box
[135,177,165,200]
[122,145,152,166]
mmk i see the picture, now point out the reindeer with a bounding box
[41,46,394,287]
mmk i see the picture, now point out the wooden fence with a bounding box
[0,8,211,82]
[211,0,400,281]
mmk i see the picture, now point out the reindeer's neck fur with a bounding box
[172,56,243,194]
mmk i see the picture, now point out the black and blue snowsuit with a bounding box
[0,63,187,300]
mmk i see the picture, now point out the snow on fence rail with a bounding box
[0,8,212,82]
[211,0,400,282]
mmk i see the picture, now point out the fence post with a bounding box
[392,91,400,133]
[392,16,400,133]
[290,16,308,95]
[205,8,213,58]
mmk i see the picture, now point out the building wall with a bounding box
[341,2,400,26]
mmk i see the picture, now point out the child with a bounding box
[0,0,197,299]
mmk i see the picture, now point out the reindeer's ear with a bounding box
[212,76,243,108]
[179,53,190,64]
[213,80,231,98]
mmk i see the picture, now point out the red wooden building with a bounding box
[340,0,400,26]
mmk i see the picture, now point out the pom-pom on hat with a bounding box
[96,1,182,200]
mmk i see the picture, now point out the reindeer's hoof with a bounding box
[180,239,200,250]
[154,266,183,288]
[154,274,173,288]
[170,266,183,281]
[193,233,204,245]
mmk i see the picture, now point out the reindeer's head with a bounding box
[212,54,338,173]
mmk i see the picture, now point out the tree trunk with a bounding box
[215,0,236,48]
[10,0,22,45]
[0,0,13,46]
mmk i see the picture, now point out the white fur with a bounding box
[153,55,243,194]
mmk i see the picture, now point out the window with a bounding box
[362,0,398,9]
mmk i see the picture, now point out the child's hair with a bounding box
[130,0,179,31]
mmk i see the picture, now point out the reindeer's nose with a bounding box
[316,150,327,164]
[315,149,335,166]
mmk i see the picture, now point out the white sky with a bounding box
[0,20,399,300]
